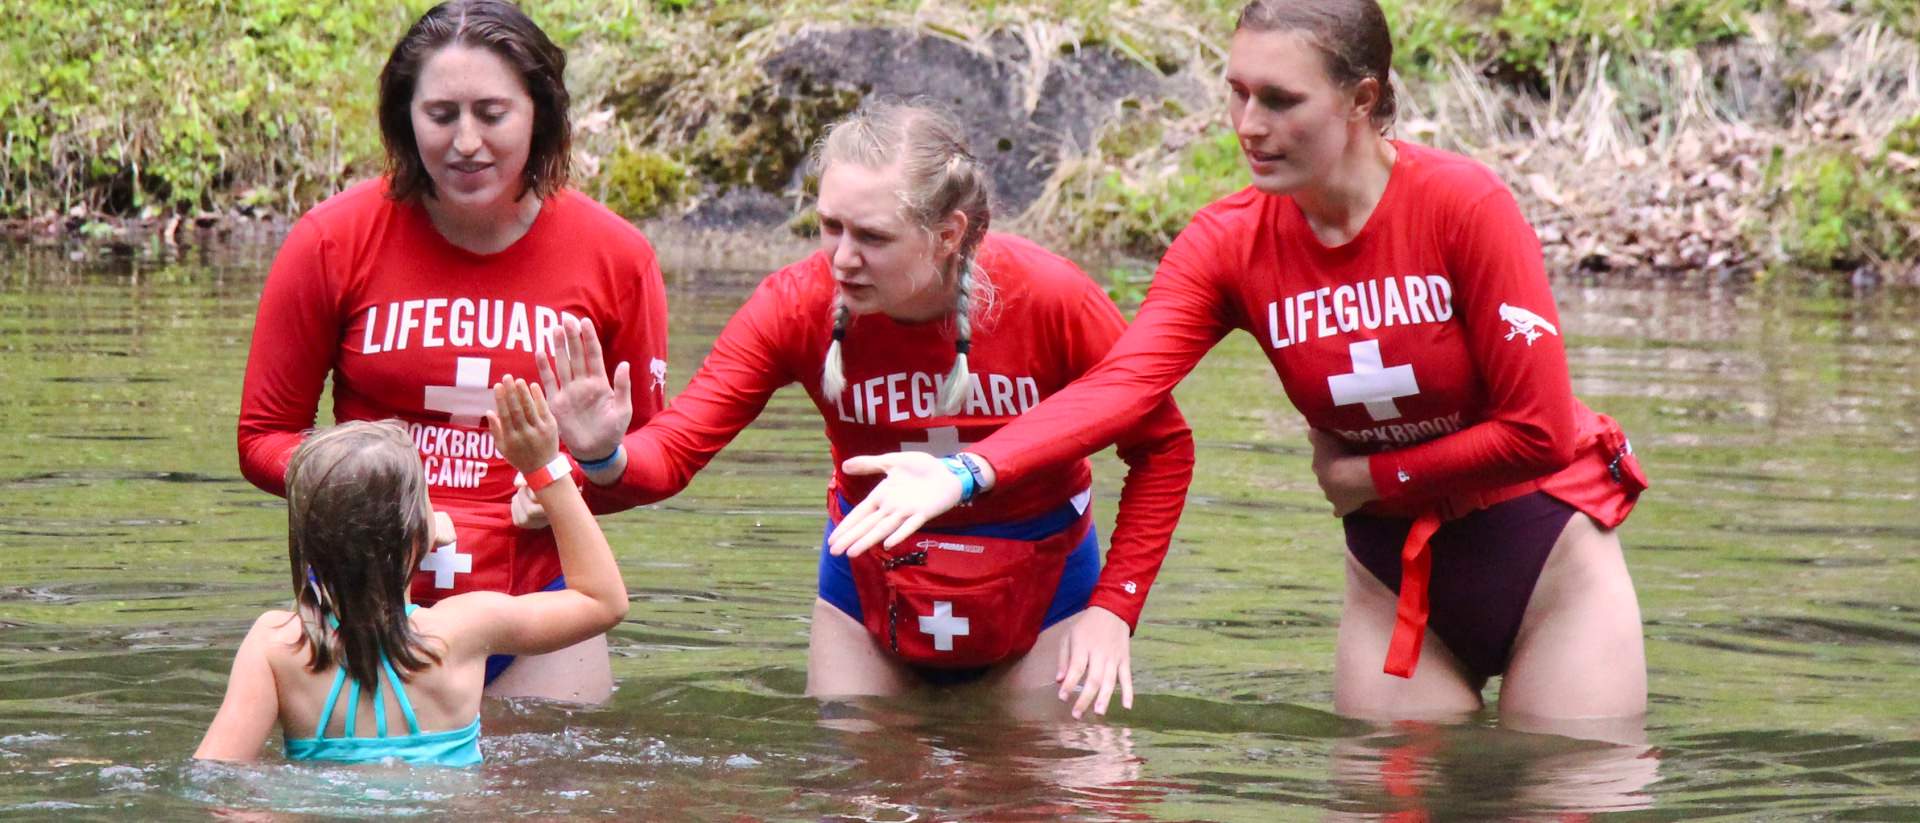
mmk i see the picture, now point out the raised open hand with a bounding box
[534,317,631,464]
[485,376,559,474]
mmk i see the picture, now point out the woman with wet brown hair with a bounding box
[834,0,1651,723]
[236,0,669,702]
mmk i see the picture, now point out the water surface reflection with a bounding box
[0,245,1916,818]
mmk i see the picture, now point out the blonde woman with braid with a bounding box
[522,102,1193,712]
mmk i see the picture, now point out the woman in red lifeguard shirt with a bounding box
[521,101,1193,717]
[236,1,668,702]
[832,0,1650,721]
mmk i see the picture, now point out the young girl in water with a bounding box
[196,378,627,765]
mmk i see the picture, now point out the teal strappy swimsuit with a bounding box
[283,605,482,767]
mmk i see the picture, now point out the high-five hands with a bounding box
[534,318,630,468]
[514,318,632,530]
[484,376,559,474]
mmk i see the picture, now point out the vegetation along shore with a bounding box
[3,0,1915,284]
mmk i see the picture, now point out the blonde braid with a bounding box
[937,253,976,416]
[821,293,852,400]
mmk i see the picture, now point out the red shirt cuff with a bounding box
[1369,452,1412,503]
[1087,588,1145,633]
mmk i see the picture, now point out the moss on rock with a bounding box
[598,148,693,219]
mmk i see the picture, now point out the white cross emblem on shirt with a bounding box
[423,357,497,427]
[419,541,472,589]
[901,425,973,456]
[1326,339,1420,421]
[918,600,970,652]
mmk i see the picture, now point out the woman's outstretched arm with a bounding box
[830,219,1233,557]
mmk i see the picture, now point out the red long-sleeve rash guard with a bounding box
[580,234,1195,629]
[972,143,1582,512]
[237,180,668,597]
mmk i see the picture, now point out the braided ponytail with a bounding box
[821,293,852,401]
[937,255,976,415]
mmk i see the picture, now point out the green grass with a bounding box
[1759,115,1920,268]
[4,0,1916,273]
[1051,124,1249,258]
[0,0,412,214]
[1381,0,1752,86]
[0,0,1765,217]
[596,147,693,219]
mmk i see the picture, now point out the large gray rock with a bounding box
[689,26,1180,225]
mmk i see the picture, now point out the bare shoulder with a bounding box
[249,609,306,648]
[242,610,315,680]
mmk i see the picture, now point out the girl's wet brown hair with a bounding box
[1237,0,1398,130]
[378,0,571,203]
[285,420,440,690]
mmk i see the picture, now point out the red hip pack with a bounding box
[1535,408,1649,529]
[834,496,1092,669]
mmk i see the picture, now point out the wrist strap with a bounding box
[938,456,976,504]
[524,454,573,493]
[954,452,989,497]
[575,444,623,473]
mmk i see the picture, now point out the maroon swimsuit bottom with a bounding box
[1343,491,1578,682]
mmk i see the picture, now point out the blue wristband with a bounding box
[575,444,623,473]
[954,453,989,496]
[939,456,977,504]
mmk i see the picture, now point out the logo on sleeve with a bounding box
[1498,303,1559,346]
[648,357,669,394]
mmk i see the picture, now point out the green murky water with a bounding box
[1,243,1915,820]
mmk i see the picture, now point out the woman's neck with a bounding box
[422,191,544,255]
[1291,134,1397,248]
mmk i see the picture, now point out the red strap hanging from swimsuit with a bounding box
[1384,511,1443,678]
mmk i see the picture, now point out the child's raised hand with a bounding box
[485,376,559,474]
